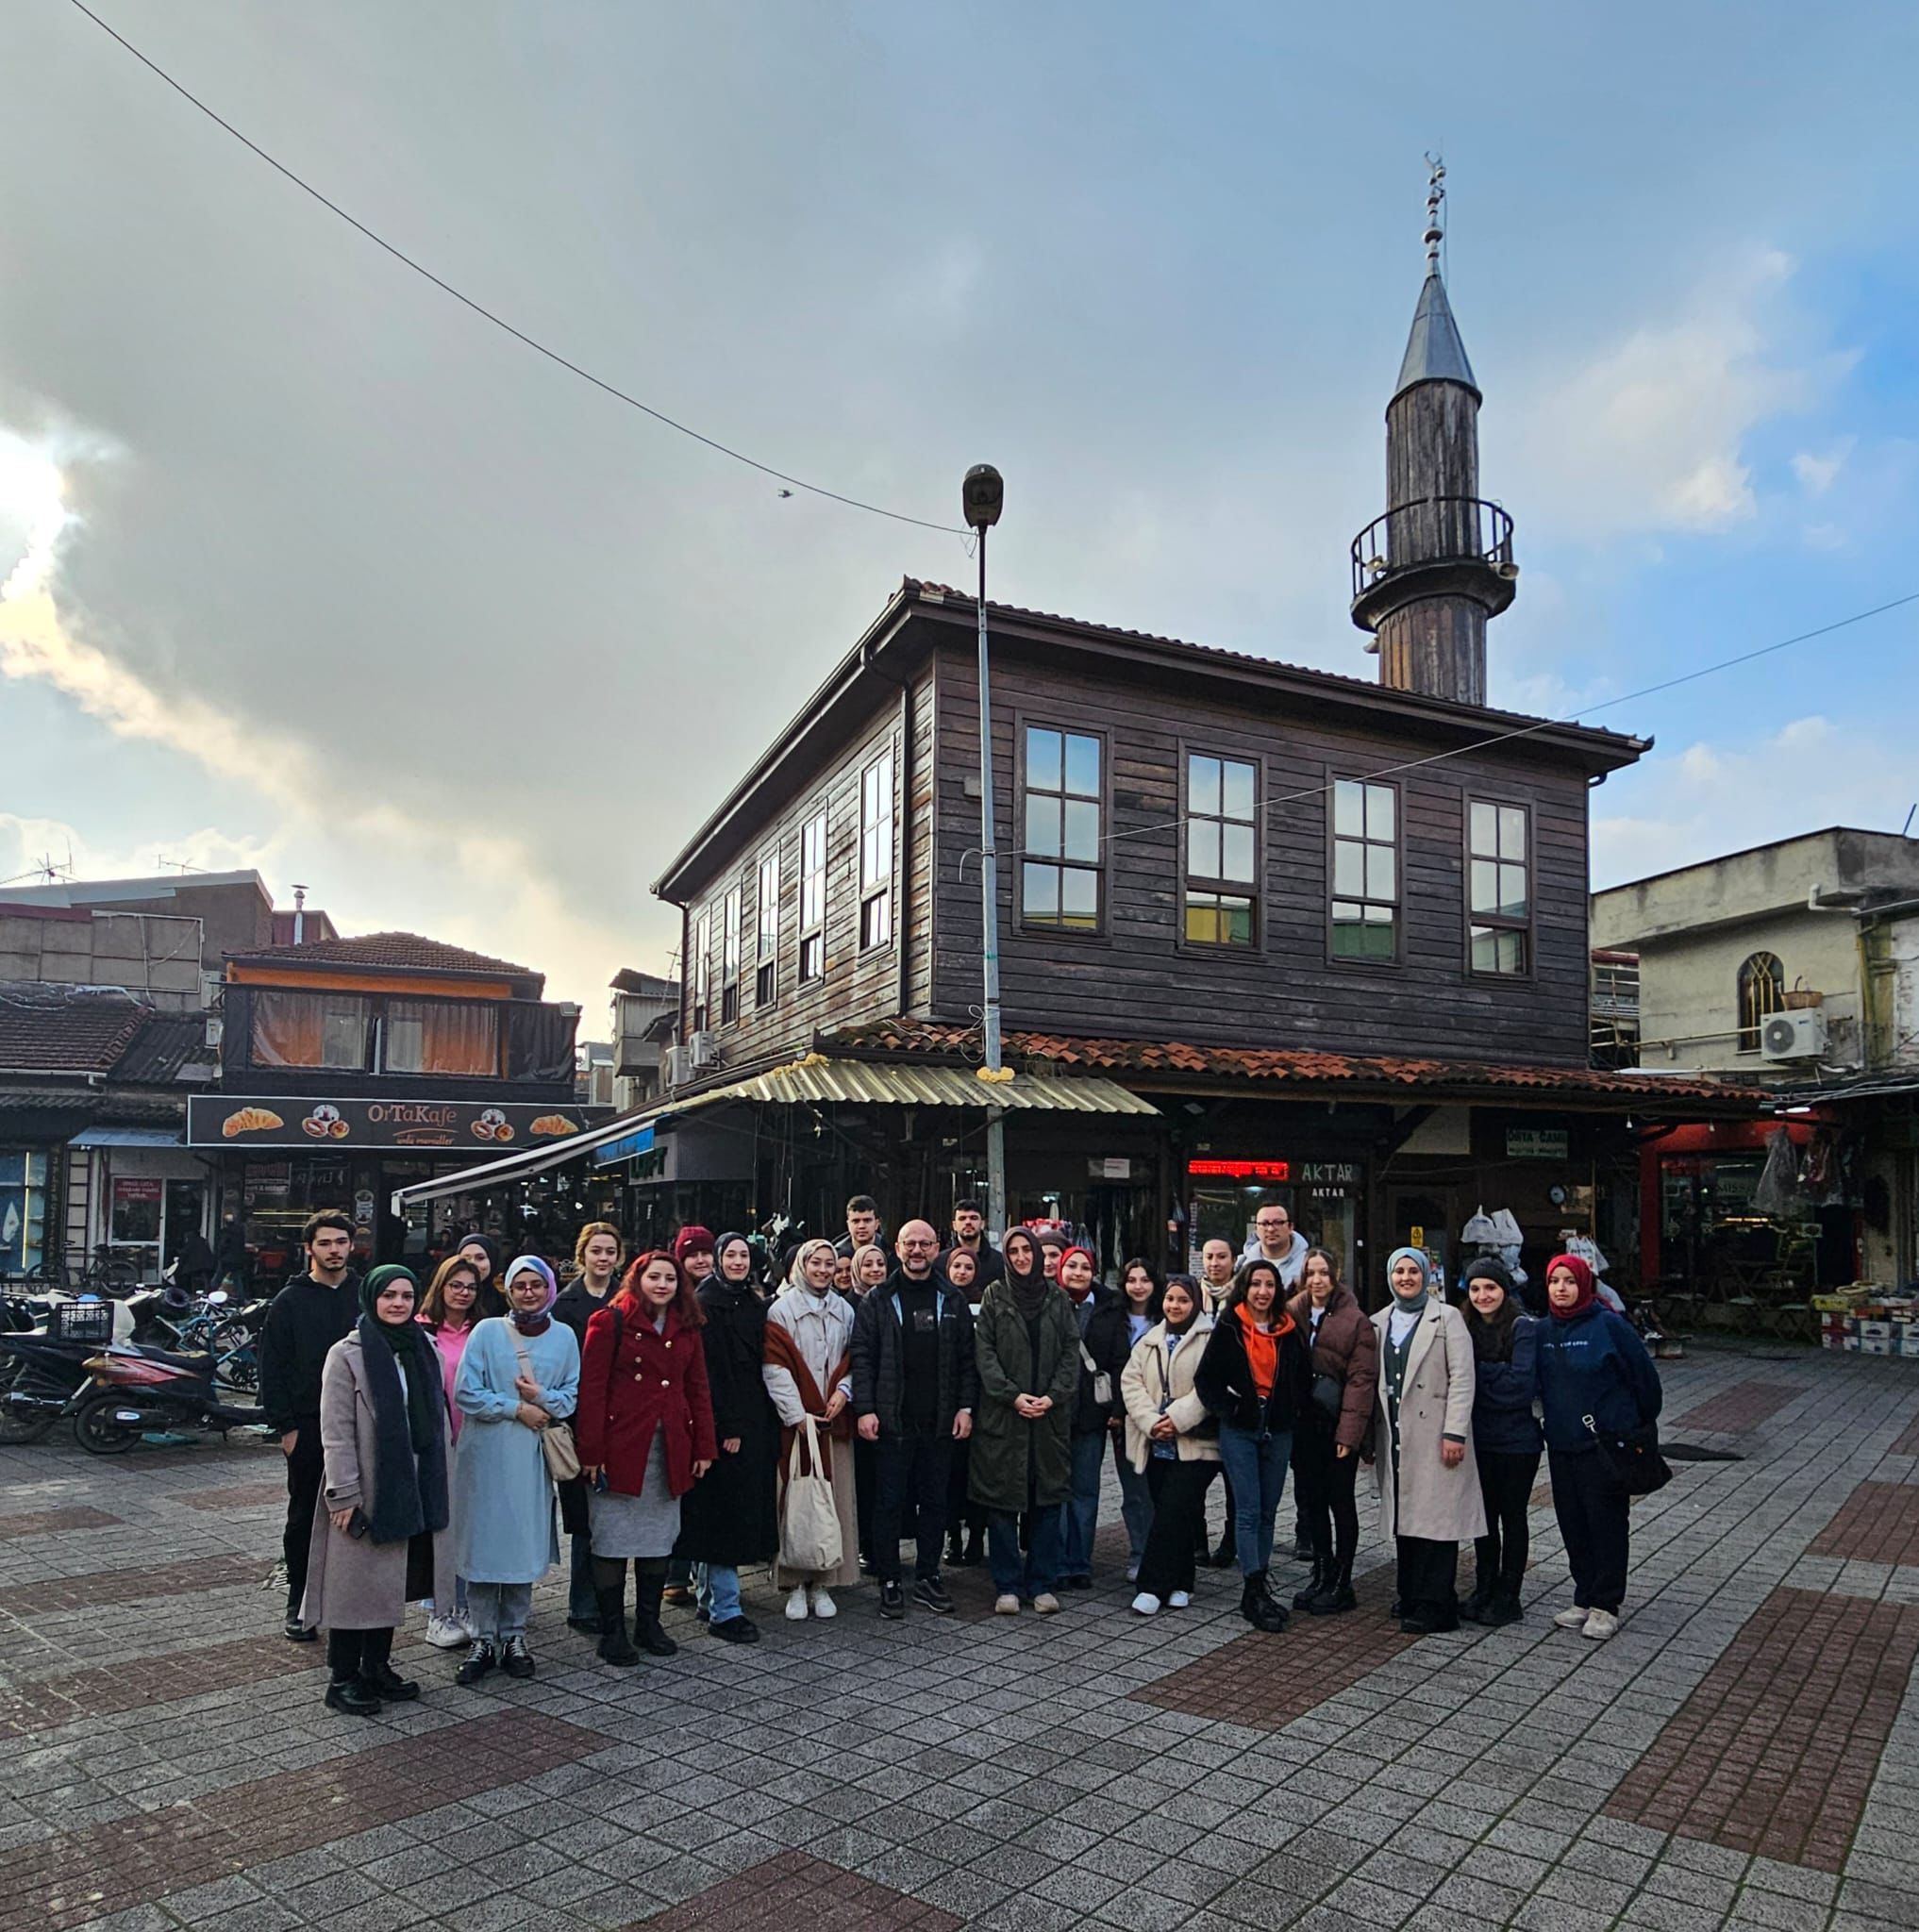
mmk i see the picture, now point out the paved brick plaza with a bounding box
[3,1341,1917,1932]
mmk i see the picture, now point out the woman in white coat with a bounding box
[1368,1247,1485,1634]
[1120,1276,1219,1617]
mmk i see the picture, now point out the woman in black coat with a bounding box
[675,1232,778,1642]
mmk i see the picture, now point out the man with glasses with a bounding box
[1241,1203,1309,1288]
[851,1220,976,1620]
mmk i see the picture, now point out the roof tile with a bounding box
[0,985,148,1075]
[236,931,537,979]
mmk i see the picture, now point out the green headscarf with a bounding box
[359,1264,438,1457]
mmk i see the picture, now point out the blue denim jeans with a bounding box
[1217,1422,1291,1577]
[988,1505,1064,1599]
[1112,1433,1153,1566]
[695,1563,743,1624]
[1060,1431,1108,1581]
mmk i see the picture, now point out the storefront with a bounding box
[0,1148,52,1274]
[1183,1152,1368,1284]
[71,1127,213,1280]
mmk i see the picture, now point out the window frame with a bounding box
[1178,743,1262,953]
[858,747,896,953]
[1736,951,1786,1055]
[1325,772,1403,968]
[690,909,710,1034]
[1463,797,1535,980]
[755,847,779,1010]
[1016,714,1110,940]
[720,884,743,1024]
[797,807,827,984]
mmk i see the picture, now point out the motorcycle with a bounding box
[0,1296,123,1444]
[73,1341,271,1455]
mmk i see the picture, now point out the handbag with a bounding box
[1310,1372,1343,1422]
[1079,1340,1113,1407]
[508,1327,580,1483]
[781,1413,843,1574]
[1582,1413,1671,1496]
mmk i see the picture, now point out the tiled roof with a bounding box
[236,932,537,979]
[0,985,148,1075]
[111,1012,209,1087]
[825,1019,1748,1106]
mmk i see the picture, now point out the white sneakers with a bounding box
[1553,1606,1591,1629]
[809,1585,837,1619]
[993,1593,1020,1615]
[1131,1592,1162,1617]
[1032,1592,1060,1615]
[1167,1590,1192,1609]
[784,1586,809,1622]
[424,1614,469,1650]
[782,1584,839,1620]
[1581,1608,1620,1641]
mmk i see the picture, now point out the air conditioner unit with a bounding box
[688,1029,719,1070]
[1760,1009,1827,1062]
[663,1045,689,1089]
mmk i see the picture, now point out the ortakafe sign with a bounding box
[187,1094,591,1151]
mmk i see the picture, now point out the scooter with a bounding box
[0,1296,124,1444]
[73,1342,271,1455]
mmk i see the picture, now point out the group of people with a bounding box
[255,1193,1661,1718]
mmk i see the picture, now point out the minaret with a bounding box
[1349,159,1516,707]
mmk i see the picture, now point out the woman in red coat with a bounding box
[576,1251,717,1667]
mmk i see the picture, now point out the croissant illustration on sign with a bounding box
[302,1104,349,1140]
[221,1107,285,1138]
[473,1108,514,1142]
[529,1114,577,1137]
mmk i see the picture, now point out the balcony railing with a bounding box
[1350,496,1515,604]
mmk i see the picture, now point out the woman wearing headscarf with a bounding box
[552,1223,625,1632]
[674,1232,776,1644]
[451,1255,579,1685]
[302,1265,452,1716]
[844,1239,892,1568]
[1111,1258,1164,1581]
[1367,1247,1484,1635]
[762,1237,860,1619]
[456,1233,507,1319]
[941,1245,990,1569]
[969,1225,1079,1615]
[1460,1257,1543,1626]
[1537,1253,1662,1642]
[1285,1246,1377,1617]
[1122,1274,1218,1617]
[576,1251,716,1666]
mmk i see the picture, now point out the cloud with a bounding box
[1792,438,1855,496]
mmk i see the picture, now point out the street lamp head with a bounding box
[962,464,1004,531]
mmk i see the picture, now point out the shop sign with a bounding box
[1296,1162,1361,1187]
[1189,1158,1290,1181]
[1506,1126,1570,1162]
[111,1177,163,1205]
[1088,1158,1132,1180]
[189,1095,592,1152]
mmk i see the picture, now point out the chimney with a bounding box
[292,884,307,945]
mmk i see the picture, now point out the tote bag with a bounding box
[781,1413,843,1574]
[509,1328,580,1483]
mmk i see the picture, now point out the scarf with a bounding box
[503,1255,558,1335]
[354,1266,448,1544]
[1059,1245,1098,1303]
[1236,1301,1279,1398]
[1386,1245,1431,1320]
[1463,1257,1520,1362]
[1546,1252,1598,1321]
[713,1232,756,1289]
[460,1233,506,1318]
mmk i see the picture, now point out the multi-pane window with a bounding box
[1023,725,1103,930]
[1468,801,1531,974]
[1186,752,1259,946]
[755,850,779,1008]
[690,910,710,1032]
[1737,952,1785,1054]
[859,752,894,949]
[1330,778,1398,960]
[798,810,826,982]
[720,886,742,1024]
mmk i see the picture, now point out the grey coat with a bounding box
[1370,1300,1488,1544]
[300,1333,452,1632]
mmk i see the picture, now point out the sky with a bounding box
[0,2,1914,1018]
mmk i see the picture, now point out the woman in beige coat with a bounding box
[1120,1276,1220,1617]
[301,1266,454,1715]
[1367,1247,1484,1635]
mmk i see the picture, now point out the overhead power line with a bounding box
[65,0,968,537]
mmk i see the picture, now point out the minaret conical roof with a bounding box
[1393,272,1478,402]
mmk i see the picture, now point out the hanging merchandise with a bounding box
[1488,1207,1528,1284]
[1752,1127,1806,1219]
[1563,1232,1611,1277]
[1460,1205,1498,1246]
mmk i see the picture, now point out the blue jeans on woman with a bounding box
[695,1563,743,1624]
[1060,1431,1109,1582]
[1217,1423,1291,1577]
[1112,1432,1153,1571]
[988,1505,1064,1600]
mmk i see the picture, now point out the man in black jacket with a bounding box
[832,1193,883,1260]
[945,1199,1005,1291]
[851,1220,976,1620]
[258,1211,359,1640]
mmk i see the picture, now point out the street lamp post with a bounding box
[962,464,1010,1238]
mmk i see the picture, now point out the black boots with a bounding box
[1293,1551,1333,1610]
[1241,1570,1289,1633]
[592,1557,640,1666]
[1306,1555,1357,1616]
[633,1560,677,1657]
[1481,1590,1524,1626]
[1209,1525,1238,1570]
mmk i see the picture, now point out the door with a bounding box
[163,1180,207,1274]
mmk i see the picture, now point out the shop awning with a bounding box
[691,1056,1159,1116]
[388,1105,674,1210]
[69,1124,184,1148]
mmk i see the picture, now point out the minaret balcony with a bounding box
[1349,495,1517,628]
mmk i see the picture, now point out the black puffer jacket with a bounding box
[1195,1306,1312,1434]
[1068,1290,1134,1434]
[849,1269,979,1439]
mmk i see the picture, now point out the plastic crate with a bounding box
[48,1299,115,1343]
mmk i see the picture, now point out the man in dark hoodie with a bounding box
[259,1211,360,1640]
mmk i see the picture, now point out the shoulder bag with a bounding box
[1581,1412,1671,1496]
[508,1326,580,1484]
[781,1413,843,1574]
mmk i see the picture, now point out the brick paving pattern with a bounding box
[0,1633,320,1739]
[1892,1407,1919,1456]
[0,1710,604,1932]
[173,1481,287,1511]
[1807,1477,1919,1566]
[0,1551,261,1615]
[1672,1377,1800,1433]
[628,1851,962,1931]
[1605,1584,1919,1870]
[0,1507,118,1541]
[1131,1565,1414,1727]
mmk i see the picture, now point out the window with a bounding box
[859,751,894,950]
[691,910,710,1032]
[250,990,370,1069]
[1330,778,1398,960]
[756,850,779,1008]
[798,810,826,982]
[383,1000,499,1075]
[1468,801,1531,974]
[0,1151,48,1271]
[1737,952,1785,1053]
[1185,752,1259,946]
[1022,724,1103,930]
[720,886,743,1024]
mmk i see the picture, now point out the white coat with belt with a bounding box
[1369,1299,1487,1543]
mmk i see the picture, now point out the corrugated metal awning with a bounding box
[696,1056,1158,1115]
[69,1124,184,1148]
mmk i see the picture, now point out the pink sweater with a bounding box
[419,1317,475,1438]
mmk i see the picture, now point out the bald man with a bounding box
[850,1219,978,1619]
